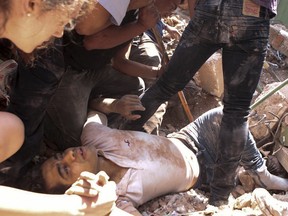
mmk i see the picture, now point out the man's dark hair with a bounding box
[15,161,47,193]
[15,159,70,195]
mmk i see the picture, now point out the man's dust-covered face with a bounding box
[41,146,98,191]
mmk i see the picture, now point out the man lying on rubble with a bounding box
[37,106,288,215]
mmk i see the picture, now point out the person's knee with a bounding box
[0,112,24,162]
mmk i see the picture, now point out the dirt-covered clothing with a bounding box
[44,64,144,150]
[44,11,144,150]
[81,107,264,213]
[128,21,166,134]
[6,39,65,166]
[82,119,198,208]
[4,10,142,170]
[63,10,137,71]
[122,0,273,204]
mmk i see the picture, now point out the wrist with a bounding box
[102,98,117,114]
[110,99,120,114]
[67,195,85,216]
[151,66,160,78]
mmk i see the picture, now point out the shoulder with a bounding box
[98,0,130,25]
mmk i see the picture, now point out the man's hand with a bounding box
[113,95,145,120]
[66,171,117,216]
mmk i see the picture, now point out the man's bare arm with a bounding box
[75,2,112,36]
[187,0,197,18]
[0,184,115,216]
[89,95,145,121]
[112,44,162,79]
[83,4,159,50]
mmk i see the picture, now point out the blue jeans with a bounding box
[168,107,264,190]
[124,0,270,203]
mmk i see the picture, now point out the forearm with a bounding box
[89,95,145,121]
[89,98,118,114]
[0,186,82,216]
[112,57,159,79]
[83,21,146,50]
[187,0,197,18]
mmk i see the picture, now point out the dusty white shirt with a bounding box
[98,0,130,25]
[81,121,199,209]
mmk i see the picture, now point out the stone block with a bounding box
[194,53,223,98]
[269,24,288,57]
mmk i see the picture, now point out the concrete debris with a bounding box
[249,82,288,141]
[270,24,288,57]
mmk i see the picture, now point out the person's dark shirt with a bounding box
[63,10,138,71]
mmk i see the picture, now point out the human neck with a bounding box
[0,14,6,38]
[97,156,128,183]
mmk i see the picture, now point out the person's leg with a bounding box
[129,33,166,134]
[0,44,64,187]
[129,33,162,68]
[89,65,144,99]
[129,33,162,87]
[167,107,223,190]
[171,106,288,194]
[209,14,270,205]
[122,16,220,131]
[45,65,144,150]
[44,66,101,151]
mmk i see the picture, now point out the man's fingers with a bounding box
[126,114,141,120]
[80,171,109,184]
[121,95,141,102]
[122,104,145,117]
[65,185,101,197]
[71,179,104,191]
[126,104,145,112]
[65,171,111,196]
